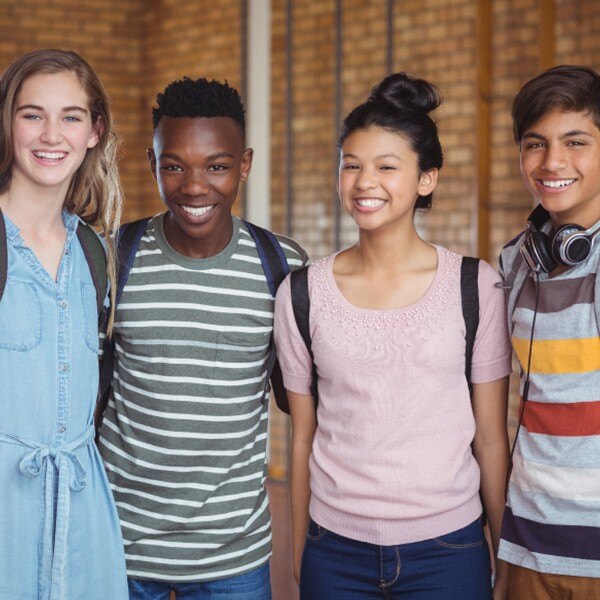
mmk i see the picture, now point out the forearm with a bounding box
[474,437,510,555]
[290,436,312,583]
[287,389,317,584]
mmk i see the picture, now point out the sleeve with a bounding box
[274,233,309,270]
[273,273,314,395]
[470,260,513,384]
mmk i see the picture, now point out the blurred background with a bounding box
[2,0,599,595]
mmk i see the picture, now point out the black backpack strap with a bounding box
[76,222,108,320]
[243,221,291,412]
[0,209,7,302]
[290,266,319,413]
[461,256,480,391]
[461,255,486,523]
[95,217,151,435]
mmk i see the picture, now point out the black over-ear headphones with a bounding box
[521,204,600,273]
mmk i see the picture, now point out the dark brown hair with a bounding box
[512,65,600,143]
[339,72,443,210]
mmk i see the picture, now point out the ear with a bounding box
[87,116,103,149]
[239,148,253,182]
[147,148,158,181]
[418,168,438,197]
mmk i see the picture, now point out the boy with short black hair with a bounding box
[99,76,307,598]
[498,65,600,598]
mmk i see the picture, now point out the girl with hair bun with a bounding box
[0,49,127,598]
[274,73,511,599]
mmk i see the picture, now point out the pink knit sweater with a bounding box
[273,246,512,545]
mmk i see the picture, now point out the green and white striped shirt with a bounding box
[99,214,306,582]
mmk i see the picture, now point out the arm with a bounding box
[288,389,317,585]
[471,376,510,600]
[273,275,317,584]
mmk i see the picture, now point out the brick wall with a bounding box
[0,0,146,219]
[3,1,600,476]
[269,2,600,454]
[140,0,244,218]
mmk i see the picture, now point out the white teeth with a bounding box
[181,204,215,216]
[542,179,575,188]
[34,151,66,160]
[356,199,385,208]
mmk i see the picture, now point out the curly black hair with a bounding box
[152,77,245,134]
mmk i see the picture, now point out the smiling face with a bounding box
[149,116,252,258]
[338,126,437,233]
[520,108,600,228]
[10,71,99,198]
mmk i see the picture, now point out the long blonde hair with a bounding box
[0,49,122,332]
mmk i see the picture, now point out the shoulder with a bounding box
[238,219,308,268]
[76,219,107,252]
[499,229,526,275]
[437,246,503,294]
[272,232,308,267]
[121,214,157,236]
[476,258,503,287]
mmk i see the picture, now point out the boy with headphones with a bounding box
[498,65,600,598]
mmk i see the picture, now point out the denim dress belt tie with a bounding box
[0,424,95,600]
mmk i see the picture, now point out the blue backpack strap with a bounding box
[0,209,7,302]
[95,217,151,435]
[243,221,291,412]
[460,256,480,391]
[115,217,151,306]
[244,221,290,295]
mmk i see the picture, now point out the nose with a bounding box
[541,143,567,172]
[354,167,378,191]
[181,169,210,196]
[39,118,62,146]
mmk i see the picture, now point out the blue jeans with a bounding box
[300,518,491,599]
[127,562,271,599]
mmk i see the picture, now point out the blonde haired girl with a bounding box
[0,49,127,599]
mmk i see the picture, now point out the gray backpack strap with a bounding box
[76,222,108,319]
[0,209,7,302]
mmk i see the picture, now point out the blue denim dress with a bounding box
[0,212,128,599]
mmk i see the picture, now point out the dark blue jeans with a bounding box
[300,518,492,600]
[127,562,271,599]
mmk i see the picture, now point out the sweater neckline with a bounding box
[324,245,447,316]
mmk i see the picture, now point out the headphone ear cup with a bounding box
[527,229,556,273]
[552,224,588,266]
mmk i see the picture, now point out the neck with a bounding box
[163,213,234,259]
[0,178,67,233]
[354,220,432,272]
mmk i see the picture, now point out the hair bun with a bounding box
[368,72,442,114]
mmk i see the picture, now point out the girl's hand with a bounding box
[293,556,301,586]
[492,560,509,600]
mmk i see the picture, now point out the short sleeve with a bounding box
[470,260,513,384]
[273,274,314,395]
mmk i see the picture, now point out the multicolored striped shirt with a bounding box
[99,214,306,582]
[499,235,600,578]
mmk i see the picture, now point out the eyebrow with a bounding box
[522,130,594,141]
[15,104,89,114]
[342,152,402,160]
[159,151,235,161]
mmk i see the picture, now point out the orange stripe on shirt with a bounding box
[512,337,600,374]
[522,400,600,437]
